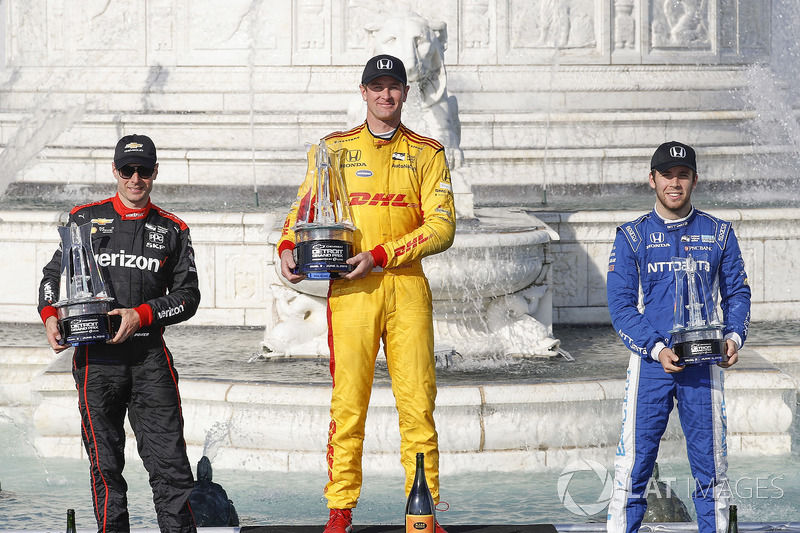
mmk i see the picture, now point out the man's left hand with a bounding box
[107,308,141,344]
[717,339,739,368]
[343,251,375,280]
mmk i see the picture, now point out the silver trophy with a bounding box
[53,222,119,345]
[669,255,725,365]
[292,141,356,280]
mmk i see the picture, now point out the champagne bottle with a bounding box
[66,509,77,533]
[726,505,738,533]
[406,452,435,533]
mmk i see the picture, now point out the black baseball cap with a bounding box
[361,54,407,86]
[650,141,697,173]
[114,134,157,168]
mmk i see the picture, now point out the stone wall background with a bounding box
[1,0,798,326]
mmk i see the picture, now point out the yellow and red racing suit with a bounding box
[277,122,456,509]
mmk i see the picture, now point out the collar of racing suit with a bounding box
[652,204,696,230]
[113,193,153,221]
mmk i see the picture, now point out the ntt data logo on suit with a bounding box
[557,459,614,516]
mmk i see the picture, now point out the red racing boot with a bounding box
[323,508,353,533]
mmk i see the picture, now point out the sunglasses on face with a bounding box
[118,165,155,178]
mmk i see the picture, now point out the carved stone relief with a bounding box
[510,0,596,49]
[297,0,326,50]
[463,0,492,49]
[614,0,636,49]
[223,252,263,305]
[651,0,710,49]
[5,0,772,68]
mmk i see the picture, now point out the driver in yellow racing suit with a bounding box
[278,54,455,533]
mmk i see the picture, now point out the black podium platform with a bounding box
[240,525,558,533]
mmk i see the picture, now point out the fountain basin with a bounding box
[10,343,796,476]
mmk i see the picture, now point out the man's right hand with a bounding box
[280,248,306,283]
[44,315,69,353]
[658,346,685,373]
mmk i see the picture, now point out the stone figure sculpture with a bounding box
[485,286,561,357]
[188,456,239,527]
[263,284,329,356]
[348,10,462,168]
[643,463,693,523]
[346,9,474,218]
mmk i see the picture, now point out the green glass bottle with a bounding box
[726,505,738,533]
[405,452,435,532]
[66,509,77,533]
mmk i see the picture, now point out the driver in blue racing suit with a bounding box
[606,141,751,533]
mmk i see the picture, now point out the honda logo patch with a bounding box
[377,58,393,70]
[669,146,686,159]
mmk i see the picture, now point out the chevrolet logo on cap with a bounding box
[125,142,144,150]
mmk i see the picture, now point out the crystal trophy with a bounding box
[53,222,120,345]
[292,141,356,280]
[669,255,725,365]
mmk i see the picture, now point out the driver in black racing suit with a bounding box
[37,134,201,533]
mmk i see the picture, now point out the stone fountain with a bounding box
[0,0,799,481]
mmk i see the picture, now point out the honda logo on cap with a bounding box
[377,58,393,70]
[669,146,686,159]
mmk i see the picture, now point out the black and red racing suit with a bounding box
[38,193,201,533]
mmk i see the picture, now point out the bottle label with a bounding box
[406,514,434,532]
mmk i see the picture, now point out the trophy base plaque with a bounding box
[671,326,726,365]
[294,226,354,280]
[55,297,119,346]
[58,314,122,346]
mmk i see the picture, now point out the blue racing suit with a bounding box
[606,207,750,533]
